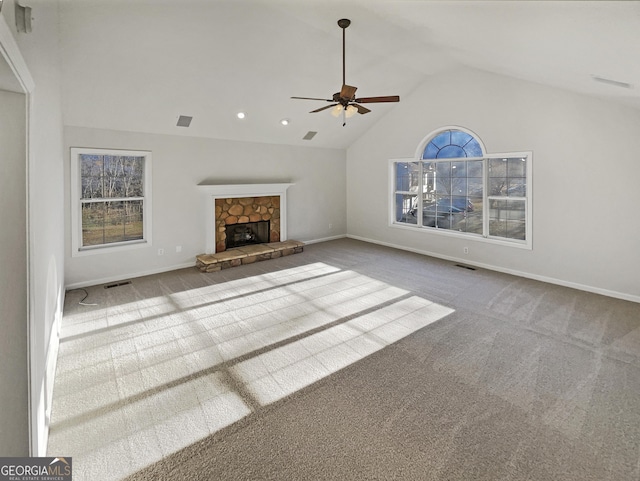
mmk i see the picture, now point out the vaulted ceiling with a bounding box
[58,0,640,149]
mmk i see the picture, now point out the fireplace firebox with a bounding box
[225,220,270,249]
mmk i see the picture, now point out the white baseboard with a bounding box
[65,262,196,290]
[302,234,347,245]
[33,285,64,456]
[346,234,640,304]
[64,236,349,290]
[41,299,62,455]
[64,238,345,290]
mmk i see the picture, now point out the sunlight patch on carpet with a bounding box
[234,296,455,406]
[50,263,453,481]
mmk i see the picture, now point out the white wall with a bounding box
[347,67,640,301]
[0,88,28,456]
[64,127,346,287]
[1,0,65,455]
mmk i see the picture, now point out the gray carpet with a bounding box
[108,238,640,480]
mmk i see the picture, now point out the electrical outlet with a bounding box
[329,223,333,230]
[463,247,469,254]
[176,245,182,253]
[158,248,164,256]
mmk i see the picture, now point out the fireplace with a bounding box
[215,196,280,252]
[198,183,294,254]
[226,220,270,249]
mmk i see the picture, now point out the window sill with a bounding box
[389,222,532,250]
[72,239,150,258]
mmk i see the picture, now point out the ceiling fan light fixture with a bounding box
[345,105,358,118]
[331,104,344,117]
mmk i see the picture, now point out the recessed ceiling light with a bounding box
[236,112,246,119]
[280,119,290,126]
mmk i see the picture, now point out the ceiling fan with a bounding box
[291,18,400,125]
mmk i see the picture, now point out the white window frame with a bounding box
[389,151,532,250]
[70,147,152,257]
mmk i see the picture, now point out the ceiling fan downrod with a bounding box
[338,18,351,87]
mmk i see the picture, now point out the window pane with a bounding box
[447,211,482,234]
[422,164,436,203]
[507,180,526,197]
[489,199,526,240]
[436,162,451,177]
[468,177,483,196]
[464,141,483,157]
[467,160,483,178]
[489,178,508,196]
[450,178,468,197]
[463,211,483,234]
[395,162,420,192]
[451,161,466,177]
[507,157,526,177]
[82,202,105,246]
[423,142,439,159]
[124,200,144,239]
[489,158,508,178]
[395,194,418,224]
[438,145,466,158]
[103,155,144,198]
[431,132,450,149]
[82,200,144,246]
[435,177,451,195]
[450,130,472,148]
[123,156,144,197]
[80,155,104,199]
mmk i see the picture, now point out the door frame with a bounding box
[0,13,37,455]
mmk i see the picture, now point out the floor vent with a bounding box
[104,280,132,289]
[455,264,476,271]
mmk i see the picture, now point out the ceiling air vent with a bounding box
[303,131,317,140]
[176,115,193,127]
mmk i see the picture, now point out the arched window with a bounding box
[391,127,531,247]
[422,129,483,159]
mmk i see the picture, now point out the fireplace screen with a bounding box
[226,220,270,249]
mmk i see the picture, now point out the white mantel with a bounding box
[199,183,294,254]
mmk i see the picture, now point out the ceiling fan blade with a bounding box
[310,104,338,113]
[353,103,371,114]
[353,95,400,103]
[291,96,333,101]
[340,84,357,100]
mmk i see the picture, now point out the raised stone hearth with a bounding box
[196,240,304,272]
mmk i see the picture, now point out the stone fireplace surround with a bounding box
[196,183,304,272]
[215,196,279,252]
